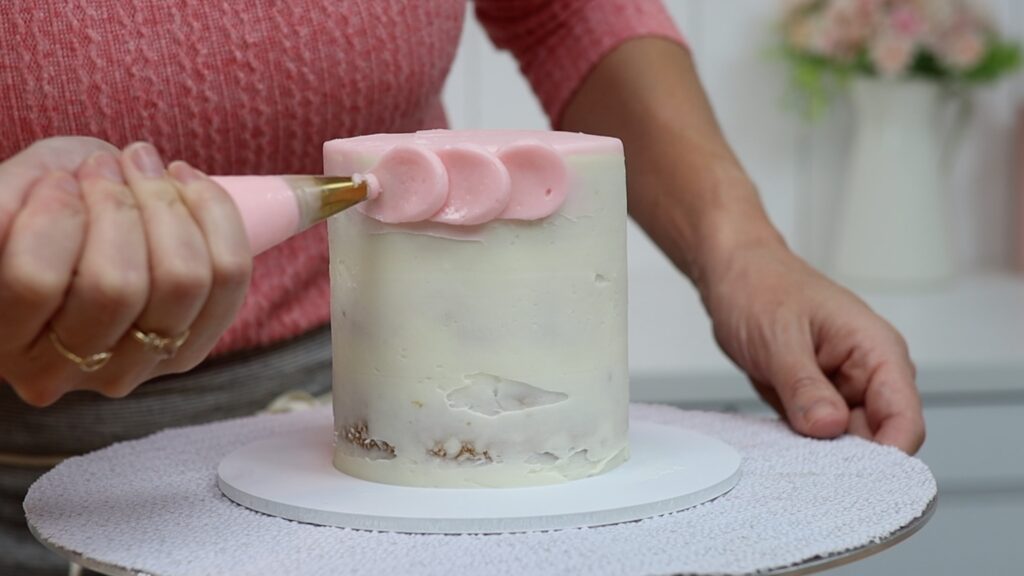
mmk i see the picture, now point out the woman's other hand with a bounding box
[700,242,926,454]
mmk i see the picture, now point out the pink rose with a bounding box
[889,4,927,40]
[870,33,916,77]
[940,29,986,71]
[824,0,873,59]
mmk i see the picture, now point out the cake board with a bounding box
[216,419,741,534]
[25,404,938,576]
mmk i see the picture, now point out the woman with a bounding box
[1,1,924,573]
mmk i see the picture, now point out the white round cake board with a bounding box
[217,420,741,534]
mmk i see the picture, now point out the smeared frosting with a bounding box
[352,134,574,226]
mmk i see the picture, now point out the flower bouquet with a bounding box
[778,0,1020,286]
[781,0,1019,116]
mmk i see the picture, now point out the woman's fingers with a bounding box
[749,377,785,418]
[0,137,118,242]
[768,325,850,439]
[847,406,872,440]
[0,172,87,405]
[1,141,248,402]
[837,347,923,453]
[124,142,212,335]
[0,172,87,353]
[822,317,924,453]
[157,161,252,373]
[88,143,213,396]
[45,153,149,380]
[863,354,925,453]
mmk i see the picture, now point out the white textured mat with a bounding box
[25,404,936,576]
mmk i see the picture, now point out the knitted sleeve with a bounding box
[474,0,685,126]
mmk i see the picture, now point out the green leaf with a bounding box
[963,41,1022,83]
[776,46,854,121]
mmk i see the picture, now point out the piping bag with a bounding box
[210,144,454,254]
[210,141,569,254]
[211,175,376,255]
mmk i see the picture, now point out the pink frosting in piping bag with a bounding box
[212,175,301,255]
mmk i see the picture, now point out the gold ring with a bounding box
[130,327,190,359]
[48,330,113,373]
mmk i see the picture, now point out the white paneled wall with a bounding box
[442,1,1024,377]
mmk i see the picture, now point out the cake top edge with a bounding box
[324,129,623,156]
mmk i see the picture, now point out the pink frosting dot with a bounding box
[431,145,512,226]
[358,145,449,223]
[497,141,569,220]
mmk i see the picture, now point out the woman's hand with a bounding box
[0,137,252,406]
[561,38,925,454]
[699,241,926,454]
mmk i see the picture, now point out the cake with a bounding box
[323,130,628,488]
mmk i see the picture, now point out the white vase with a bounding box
[832,78,963,288]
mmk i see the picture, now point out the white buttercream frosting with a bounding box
[324,130,629,488]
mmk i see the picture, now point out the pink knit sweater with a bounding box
[0,0,681,356]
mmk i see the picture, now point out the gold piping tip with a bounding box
[283,175,369,228]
